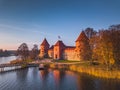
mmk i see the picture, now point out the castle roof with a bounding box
[75,31,89,42]
[54,40,65,47]
[49,45,54,50]
[41,38,50,46]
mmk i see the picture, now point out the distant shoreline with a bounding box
[0,50,17,57]
[0,55,17,57]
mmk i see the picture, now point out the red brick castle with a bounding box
[39,31,91,61]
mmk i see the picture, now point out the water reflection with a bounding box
[76,74,120,90]
[40,69,49,80]
[0,67,120,90]
[16,68,29,81]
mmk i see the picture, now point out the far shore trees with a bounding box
[0,49,15,57]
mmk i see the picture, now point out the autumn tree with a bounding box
[97,25,120,66]
[84,27,97,39]
[17,43,29,61]
[99,30,114,69]
[84,28,97,63]
[109,30,120,65]
[109,24,120,30]
[30,44,39,60]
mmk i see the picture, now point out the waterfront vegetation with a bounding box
[69,64,120,79]
[49,61,120,79]
[10,59,33,68]
[10,59,33,64]
[2,57,120,79]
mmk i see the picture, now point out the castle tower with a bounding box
[39,38,50,58]
[75,31,91,60]
[54,40,65,60]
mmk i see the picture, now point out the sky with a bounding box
[0,0,120,50]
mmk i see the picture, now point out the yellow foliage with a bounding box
[69,65,120,79]
[110,58,115,65]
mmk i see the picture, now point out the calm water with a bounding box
[0,68,120,90]
[0,57,120,90]
[0,56,16,64]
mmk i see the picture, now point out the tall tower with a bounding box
[54,40,65,60]
[39,38,50,58]
[75,31,91,61]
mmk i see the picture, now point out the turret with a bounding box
[54,40,65,60]
[75,31,89,46]
[75,31,91,60]
[39,38,50,58]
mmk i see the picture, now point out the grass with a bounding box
[53,60,80,63]
[69,64,120,79]
[10,59,33,64]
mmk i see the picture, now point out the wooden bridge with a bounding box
[0,63,39,72]
[0,63,22,68]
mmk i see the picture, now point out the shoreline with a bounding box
[1,58,120,79]
[49,63,120,79]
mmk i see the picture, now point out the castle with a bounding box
[39,31,91,61]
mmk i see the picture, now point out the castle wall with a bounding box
[63,48,80,61]
[39,45,45,58]
[48,49,53,58]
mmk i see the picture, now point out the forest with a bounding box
[84,24,120,69]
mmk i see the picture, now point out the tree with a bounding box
[84,28,97,63]
[109,24,120,30]
[100,30,114,68]
[17,43,29,61]
[93,30,115,70]
[109,30,120,65]
[108,24,120,65]
[0,49,3,57]
[84,27,97,39]
[30,44,39,60]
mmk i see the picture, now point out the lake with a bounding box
[0,56,120,90]
[0,56,17,64]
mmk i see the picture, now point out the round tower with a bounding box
[39,38,50,58]
[75,31,91,61]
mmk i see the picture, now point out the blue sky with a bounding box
[0,0,120,50]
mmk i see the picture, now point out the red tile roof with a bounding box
[54,40,65,46]
[75,31,88,42]
[41,38,50,46]
[49,45,54,50]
